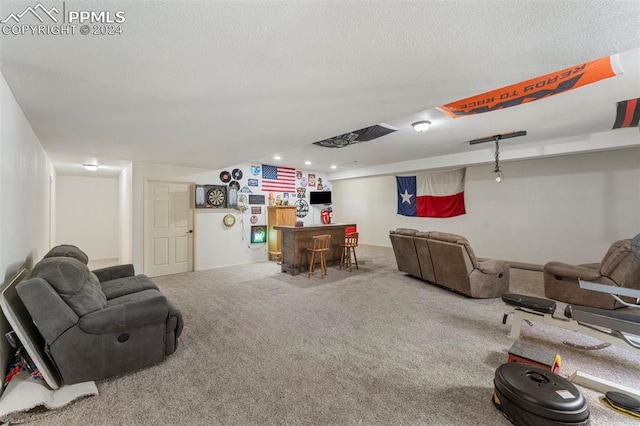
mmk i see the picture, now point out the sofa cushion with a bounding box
[391,228,419,236]
[599,239,631,277]
[100,274,159,299]
[43,244,89,265]
[428,231,478,269]
[30,257,107,316]
[413,232,436,282]
[389,230,422,277]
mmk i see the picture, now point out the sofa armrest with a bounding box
[79,292,168,334]
[544,261,602,281]
[578,262,600,270]
[477,259,509,274]
[92,264,135,282]
[16,278,79,345]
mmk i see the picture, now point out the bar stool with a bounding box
[307,235,331,278]
[339,232,359,271]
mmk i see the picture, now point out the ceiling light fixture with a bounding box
[469,130,527,145]
[330,165,337,169]
[305,161,311,165]
[83,163,99,172]
[273,155,281,160]
[468,131,527,184]
[412,120,431,132]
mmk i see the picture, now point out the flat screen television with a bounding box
[309,191,332,205]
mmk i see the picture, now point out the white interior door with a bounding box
[145,180,193,277]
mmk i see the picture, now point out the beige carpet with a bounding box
[9,245,640,425]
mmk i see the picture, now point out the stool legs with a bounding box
[308,250,327,278]
[307,251,316,278]
[351,246,358,270]
[339,246,359,272]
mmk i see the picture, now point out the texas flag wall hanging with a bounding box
[612,98,640,129]
[396,168,466,218]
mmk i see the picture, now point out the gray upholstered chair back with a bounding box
[427,238,473,295]
[413,232,435,282]
[600,239,640,289]
[42,244,89,265]
[389,229,422,278]
[30,257,106,316]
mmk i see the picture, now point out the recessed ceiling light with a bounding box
[83,163,99,171]
[330,165,337,169]
[412,120,431,132]
[305,161,311,165]
[273,155,281,160]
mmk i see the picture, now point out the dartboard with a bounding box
[295,199,309,218]
[207,187,226,207]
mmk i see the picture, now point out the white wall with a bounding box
[56,175,119,260]
[0,73,54,277]
[0,72,55,383]
[332,147,640,265]
[132,162,334,273]
[119,163,133,264]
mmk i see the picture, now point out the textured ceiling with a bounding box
[1,1,639,177]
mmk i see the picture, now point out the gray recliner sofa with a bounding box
[544,239,640,309]
[389,229,510,298]
[16,245,183,385]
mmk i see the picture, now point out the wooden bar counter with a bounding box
[274,223,357,276]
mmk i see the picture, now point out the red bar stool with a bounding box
[339,232,359,271]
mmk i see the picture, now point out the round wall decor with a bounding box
[295,199,309,218]
[223,214,236,227]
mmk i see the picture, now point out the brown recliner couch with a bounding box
[389,229,510,298]
[544,239,640,309]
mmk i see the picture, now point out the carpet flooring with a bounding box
[8,245,640,425]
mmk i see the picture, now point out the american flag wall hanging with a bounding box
[261,165,296,193]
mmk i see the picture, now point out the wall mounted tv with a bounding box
[309,191,332,205]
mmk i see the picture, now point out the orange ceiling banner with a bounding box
[437,56,617,118]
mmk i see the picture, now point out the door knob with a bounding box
[187,230,193,234]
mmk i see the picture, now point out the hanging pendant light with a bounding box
[492,136,504,183]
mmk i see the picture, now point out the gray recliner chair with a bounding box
[16,252,183,385]
[544,239,640,309]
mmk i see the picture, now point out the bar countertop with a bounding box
[274,223,356,231]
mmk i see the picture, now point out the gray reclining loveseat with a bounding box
[389,229,510,298]
[544,239,640,309]
[16,245,183,385]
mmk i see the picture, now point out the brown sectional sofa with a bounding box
[389,228,510,298]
